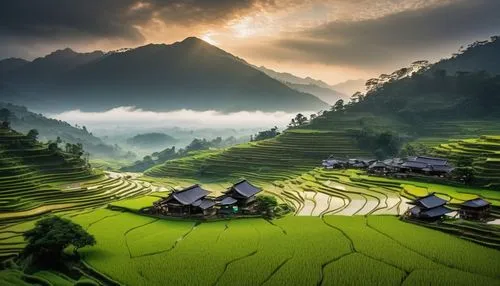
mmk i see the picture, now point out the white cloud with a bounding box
[49,106,311,130]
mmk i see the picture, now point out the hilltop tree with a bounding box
[26,129,39,142]
[71,143,84,157]
[22,216,95,266]
[64,143,84,158]
[0,108,11,123]
[253,126,280,141]
[48,142,59,152]
[290,113,308,127]
[332,99,344,112]
[351,92,365,103]
[0,109,11,129]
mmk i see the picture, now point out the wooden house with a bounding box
[153,185,216,216]
[348,158,376,169]
[406,193,451,220]
[409,156,449,166]
[322,158,346,169]
[368,161,400,174]
[217,180,262,215]
[459,198,490,220]
[402,156,454,176]
[401,160,429,173]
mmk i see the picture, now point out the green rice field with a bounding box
[49,210,500,285]
[434,135,500,187]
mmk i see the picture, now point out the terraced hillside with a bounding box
[146,129,373,184]
[434,135,500,186]
[143,167,500,220]
[0,127,152,226]
[263,169,499,217]
[146,110,500,183]
[144,112,403,182]
[0,172,153,258]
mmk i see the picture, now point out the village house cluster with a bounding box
[405,193,491,221]
[322,155,455,177]
[149,180,262,217]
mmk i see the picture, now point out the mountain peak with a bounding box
[49,48,78,57]
[177,37,213,48]
[181,36,206,44]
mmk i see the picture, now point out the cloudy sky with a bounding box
[1,0,499,83]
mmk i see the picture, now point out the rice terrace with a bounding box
[1,1,500,285]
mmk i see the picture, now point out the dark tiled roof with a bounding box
[322,159,344,166]
[409,206,421,216]
[218,196,238,205]
[462,198,490,208]
[431,165,454,173]
[420,206,452,218]
[199,199,215,210]
[411,156,448,166]
[230,180,261,198]
[172,185,209,205]
[369,161,389,169]
[402,161,428,169]
[415,194,447,209]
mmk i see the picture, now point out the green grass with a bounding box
[89,158,132,171]
[108,196,161,211]
[33,271,75,286]
[0,270,31,286]
[61,209,500,286]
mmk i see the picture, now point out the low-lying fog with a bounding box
[50,107,313,157]
[51,106,305,131]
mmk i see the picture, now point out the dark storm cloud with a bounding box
[0,1,143,41]
[0,0,273,43]
[268,0,500,67]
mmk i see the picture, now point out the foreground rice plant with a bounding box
[65,210,500,285]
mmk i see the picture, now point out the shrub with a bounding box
[22,216,96,267]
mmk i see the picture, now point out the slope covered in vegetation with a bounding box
[0,102,127,158]
[434,135,500,187]
[0,126,151,227]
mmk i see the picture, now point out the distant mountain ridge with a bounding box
[256,66,354,104]
[5,48,104,84]
[331,79,366,96]
[256,66,335,89]
[0,37,328,113]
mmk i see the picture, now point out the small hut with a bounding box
[401,161,428,173]
[409,156,449,166]
[153,184,216,217]
[368,161,399,175]
[217,180,262,214]
[458,198,490,220]
[348,158,376,169]
[322,158,345,169]
[402,156,454,176]
[406,193,451,220]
